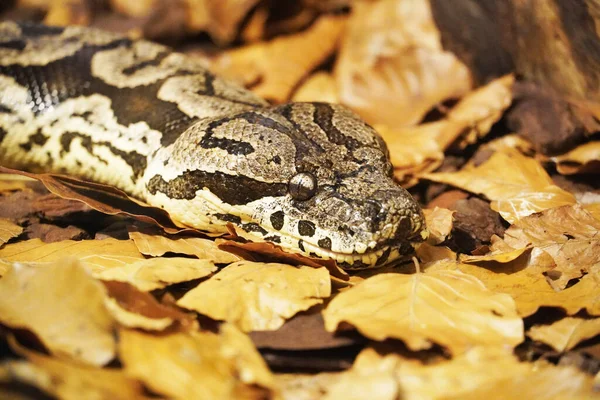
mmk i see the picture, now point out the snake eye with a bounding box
[288,172,317,201]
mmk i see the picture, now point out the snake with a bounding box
[0,22,426,269]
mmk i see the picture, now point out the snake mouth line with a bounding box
[293,239,397,268]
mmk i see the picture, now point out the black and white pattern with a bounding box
[0,22,426,269]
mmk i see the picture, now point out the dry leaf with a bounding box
[503,204,600,289]
[335,0,472,128]
[0,173,36,192]
[104,298,174,331]
[428,260,600,317]
[119,325,275,399]
[0,260,115,366]
[528,317,600,352]
[212,14,346,102]
[292,72,339,103]
[422,149,576,223]
[551,141,600,174]
[378,75,513,181]
[129,229,239,264]
[422,207,453,245]
[0,238,144,273]
[323,270,523,355]
[177,261,331,331]
[416,242,457,264]
[0,167,188,234]
[95,257,217,291]
[0,219,22,244]
[459,246,532,265]
[325,346,598,400]
[0,337,143,400]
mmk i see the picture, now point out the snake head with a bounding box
[144,102,426,269]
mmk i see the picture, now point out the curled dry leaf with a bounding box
[0,218,22,244]
[0,260,116,366]
[292,72,339,103]
[325,346,598,400]
[129,228,239,264]
[503,204,600,289]
[0,238,144,273]
[0,167,188,234]
[422,149,576,223]
[416,242,457,265]
[323,270,524,355]
[119,325,275,399]
[378,75,513,181]
[104,298,174,331]
[551,141,600,174]
[422,207,453,245]
[428,260,600,317]
[335,0,472,128]
[0,173,36,192]
[212,14,346,102]
[177,261,331,332]
[95,257,217,291]
[527,317,600,352]
[0,336,143,400]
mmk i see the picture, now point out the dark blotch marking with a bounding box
[272,155,281,164]
[0,127,7,144]
[241,223,268,235]
[147,170,287,205]
[270,211,284,230]
[264,235,281,243]
[376,247,391,266]
[121,51,169,75]
[19,23,65,37]
[60,131,147,179]
[214,213,241,224]
[19,130,48,151]
[298,220,315,237]
[298,239,305,252]
[0,40,26,51]
[313,103,362,150]
[317,237,332,250]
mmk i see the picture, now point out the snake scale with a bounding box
[0,22,426,269]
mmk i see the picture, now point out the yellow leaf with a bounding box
[0,260,115,366]
[423,149,576,223]
[0,238,144,273]
[552,141,600,175]
[0,336,143,400]
[177,261,331,331]
[119,325,275,399]
[292,72,339,103]
[422,207,453,244]
[503,204,600,289]
[95,257,217,291]
[323,270,523,355]
[335,0,472,128]
[0,219,22,245]
[527,317,600,352]
[416,242,457,265]
[129,230,239,264]
[429,260,600,317]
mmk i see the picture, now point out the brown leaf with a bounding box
[422,207,453,245]
[212,14,346,102]
[177,261,331,332]
[422,149,576,223]
[129,228,239,264]
[325,346,598,400]
[335,0,472,128]
[0,238,144,273]
[0,173,37,193]
[95,257,217,291]
[503,204,600,289]
[0,219,22,245]
[551,141,600,174]
[119,325,275,399]
[0,336,144,400]
[216,238,349,280]
[103,280,197,330]
[0,260,116,366]
[323,270,523,355]
[528,317,600,352]
[0,167,189,234]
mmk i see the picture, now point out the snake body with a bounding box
[0,22,426,269]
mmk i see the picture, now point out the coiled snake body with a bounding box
[0,22,425,269]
